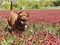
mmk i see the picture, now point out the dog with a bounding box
[7,11,29,33]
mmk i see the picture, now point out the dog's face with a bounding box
[17,12,29,25]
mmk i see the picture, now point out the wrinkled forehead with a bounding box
[19,12,28,16]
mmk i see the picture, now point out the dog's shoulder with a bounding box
[10,11,17,17]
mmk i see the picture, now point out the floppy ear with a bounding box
[26,13,29,17]
[17,12,22,15]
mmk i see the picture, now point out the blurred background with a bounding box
[0,0,60,10]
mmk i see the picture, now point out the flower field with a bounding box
[0,10,60,45]
[0,10,60,23]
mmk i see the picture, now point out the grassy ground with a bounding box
[0,16,60,45]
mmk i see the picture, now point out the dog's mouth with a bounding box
[20,21,26,25]
[18,19,26,25]
[17,17,27,25]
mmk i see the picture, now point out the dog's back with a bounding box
[8,11,18,27]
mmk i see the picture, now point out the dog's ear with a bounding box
[17,12,22,15]
[26,13,29,17]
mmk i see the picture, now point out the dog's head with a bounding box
[17,12,29,25]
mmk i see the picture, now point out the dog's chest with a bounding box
[14,19,25,30]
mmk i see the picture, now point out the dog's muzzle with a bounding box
[19,19,26,25]
[21,21,26,25]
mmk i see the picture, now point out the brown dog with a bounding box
[7,11,29,32]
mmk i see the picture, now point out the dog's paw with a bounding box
[25,25,28,28]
